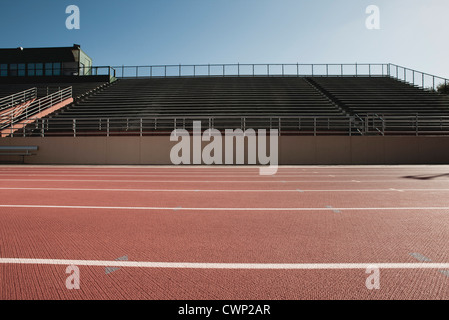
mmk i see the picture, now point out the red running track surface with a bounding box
[1,165,449,300]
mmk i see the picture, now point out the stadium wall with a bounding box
[0,136,449,165]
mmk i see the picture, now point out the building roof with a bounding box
[0,45,81,64]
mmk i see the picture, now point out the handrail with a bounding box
[110,62,449,93]
[18,116,356,137]
[112,63,391,79]
[0,87,37,111]
[14,114,449,138]
[1,87,72,132]
[388,63,449,92]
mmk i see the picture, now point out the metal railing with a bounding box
[18,116,357,137]
[82,66,116,79]
[1,87,72,135]
[111,62,449,93]
[0,88,37,111]
[364,114,449,136]
[14,115,449,138]
[112,63,391,79]
[13,117,378,137]
[388,64,449,92]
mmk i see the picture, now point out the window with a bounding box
[36,63,43,76]
[53,62,61,76]
[28,63,35,76]
[18,64,25,76]
[10,64,18,76]
[45,63,53,76]
[0,64,7,77]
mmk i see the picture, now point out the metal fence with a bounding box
[364,114,449,136]
[112,63,391,79]
[9,115,449,138]
[110,63,449,93]
[14,116,355,137]
[1,87,72,134]
[0,87,37,111]
[388,64,449,92]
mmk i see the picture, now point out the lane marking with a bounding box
[0,179,404,183]
[0,173,442,178]
[390,188,405,193]
[1,204,449,211]
[1,187,449,193]
[1,258,449,270]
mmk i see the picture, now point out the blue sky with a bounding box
[1,0,448,78]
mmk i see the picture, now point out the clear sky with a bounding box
[1,0,448,78]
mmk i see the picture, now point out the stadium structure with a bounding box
[3,45,449,302]
[1,44,449,165]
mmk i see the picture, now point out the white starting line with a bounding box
[1,258,449,270]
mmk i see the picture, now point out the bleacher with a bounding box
[54,77,344,118]
[308,76,449,117]
[0,66,447,137]
[24,77,350,136]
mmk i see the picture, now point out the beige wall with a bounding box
[0,136,448,165]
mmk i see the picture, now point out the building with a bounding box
[0,44,93,78]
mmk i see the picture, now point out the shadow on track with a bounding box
[402,174,449,180]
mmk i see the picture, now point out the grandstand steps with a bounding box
[11,75,449,137]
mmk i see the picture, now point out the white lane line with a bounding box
[1,258,449,270]
[390,188,405,193]
[0,173,439,177]
[0,187,448,193]
[0,179,445,184]
[1,204,449,211]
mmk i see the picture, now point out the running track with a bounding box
[1,165,449,300]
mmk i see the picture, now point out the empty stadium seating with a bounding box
[55,77,345,118]
[24,77,348,136]
[5,75,449,137]
[308,77,449,117]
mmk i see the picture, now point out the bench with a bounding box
[0,146,38,163]
[0,146,38,156]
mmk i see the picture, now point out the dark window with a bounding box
[36,63,43,76]
[0,64,7,77]
[53,62,61,76]
[10,64,18,76]
[45,63,53,76]
[18,64,26,76]
[28,63,35,76]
